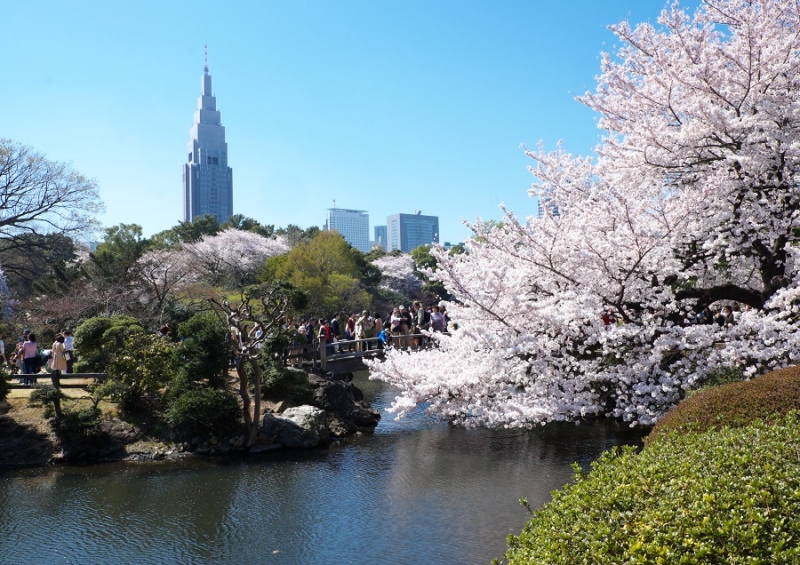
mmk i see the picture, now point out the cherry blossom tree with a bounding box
[370,0,800,427]
[372,253,422,297]
[183,229,289,289]
[136,247,195,319]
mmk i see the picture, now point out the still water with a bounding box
[0,374,644,565]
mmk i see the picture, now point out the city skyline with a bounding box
[0,1,697,244]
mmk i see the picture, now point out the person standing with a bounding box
[49,335,68,385]
[0,333,6,367]
[330,313,342,353]
[21,333,39,385]
[62,329,75,373]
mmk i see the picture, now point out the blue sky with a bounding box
[1,1,682,245]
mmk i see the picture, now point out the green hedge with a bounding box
[167,389,241,440]
[502,413,800,565]
[650,365,800,438]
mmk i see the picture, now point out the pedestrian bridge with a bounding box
[289,335,435,377]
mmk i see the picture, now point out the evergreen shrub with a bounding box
[54,406,101,443]
[0,367,10,402]
[167,389,241,439]
[503,413,800,565]
[651,365,800,438]
[172,312,230,394]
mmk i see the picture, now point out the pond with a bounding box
[0,373,645,565]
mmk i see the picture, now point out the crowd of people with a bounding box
[601,302,750,328]
[7,328,74,385]
[284,301,451,361]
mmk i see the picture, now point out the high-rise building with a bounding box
[386,212,439,252]
[537,196,559,218]
[373,225,387,248]
[324,208,370,252]
[183,49,233,224]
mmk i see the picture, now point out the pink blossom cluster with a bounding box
[370,0,800,427]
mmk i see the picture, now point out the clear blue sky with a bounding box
[1,1,683,245]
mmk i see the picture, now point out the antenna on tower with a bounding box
[204,44,209,73]
[333,199,336,209]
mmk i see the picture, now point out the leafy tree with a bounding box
[276,231,370,314]
[107,333,178,410]
[83,224,150,284]
[0,233,81,297]
[276,224,320,247]
[371,0,800,428]
[172,312,231,393]
[410,244,449,300]
[175,214,221,243]
[221,214,275,238]
[73,315,145,372]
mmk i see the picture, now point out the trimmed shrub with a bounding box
[53,406,101,443]
[503,414,800,565]
[107,334,178,411]
[261,363,308,396]
[171,312,231,395]
[167,389,241,439]
[74,315,145,372]
[650,365,800,438]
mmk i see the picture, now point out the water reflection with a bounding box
[0,373,644,565]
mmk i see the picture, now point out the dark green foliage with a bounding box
[410,244,451,300]
[503,413,800,565]
[686,365,745,397]
[172,312,230,393]
[85,224,150,283]
[650,365,800,438]
[221,214,275,238]
[53,406,100,443]
[261,363,309,398]
[166,389,241,439]
[28,386,67,419]
[73,315,145,372]
[107,334,178,411]
[0,367,9,402]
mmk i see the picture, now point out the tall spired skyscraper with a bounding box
[183,47,233,223]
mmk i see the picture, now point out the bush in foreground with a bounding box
[650,365,800,438]
[167,389,241,440]
[502,414,800,565]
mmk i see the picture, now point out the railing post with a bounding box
[320,339,327,371]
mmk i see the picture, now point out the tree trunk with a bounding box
[50,370,63,420]
[248,359,262,447]
[236,360,252,438]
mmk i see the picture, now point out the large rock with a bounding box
[311,380,381,430]
[260,405,330,448]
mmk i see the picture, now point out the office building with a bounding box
[183,49,233,223]
[373,225,387,249]
[324,208,370,252]
[386,212,439,252]
[538,196,560,218]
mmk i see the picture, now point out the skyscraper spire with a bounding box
[183,48,233,224]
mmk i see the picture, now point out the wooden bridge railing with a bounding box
[7,372,108,390]
[315,334,440,372]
